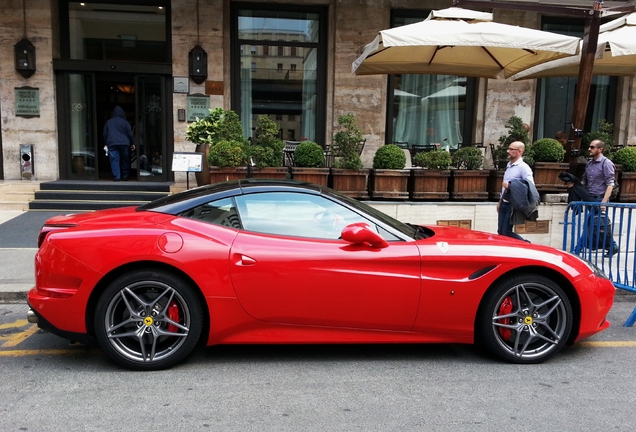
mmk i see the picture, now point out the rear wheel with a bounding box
[477,273,573,364]
[94,270,203,370]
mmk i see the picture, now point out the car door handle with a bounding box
[234,254,256,266]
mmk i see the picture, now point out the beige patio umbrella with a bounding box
[510,12,636,80]
[352,7,581,79]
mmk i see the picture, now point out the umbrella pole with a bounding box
[567,1,602,164]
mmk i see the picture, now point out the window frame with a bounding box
[230,2,328,146]
[535,15,617,139]
[58,0,172,63]
[385,9,477,149]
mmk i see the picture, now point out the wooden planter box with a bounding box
[250,167,290,179]
[370,169,410,199]
[450,170,489,200]
[487,169,504,201]
[533,162,569,192]
[209,166,248,184]
[618,171,636,202]
[410,169,450,200]
[291,167,330,186]
[330,168,370,199]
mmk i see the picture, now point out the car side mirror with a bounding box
[341,222,388,248]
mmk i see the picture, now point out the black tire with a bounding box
[94,270,204,371]
[477,273,573,364]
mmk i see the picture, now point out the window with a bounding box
[291,46,297,57]
[535,18,616,140]
[386,10,476,151]
[179,198,241,229]
[62,1,170,62]
[234,192,375,239]
[232,4,327,145]
[291,64,297,72]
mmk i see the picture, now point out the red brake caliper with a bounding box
[167,301,180,333]
[498,297,513,340]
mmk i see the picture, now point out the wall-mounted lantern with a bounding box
[189,45,207,84]
[14,38,36,78]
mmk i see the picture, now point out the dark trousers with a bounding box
[108,145,130,181]
[497,201,526,241]
[575,196,619,253]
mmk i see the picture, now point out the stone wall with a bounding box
[171,0,225,184]
[0,0,57,181]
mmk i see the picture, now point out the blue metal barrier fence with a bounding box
[562,201,636,326]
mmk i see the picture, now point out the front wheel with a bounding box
[94,270,203,370]
[477,273,573,364]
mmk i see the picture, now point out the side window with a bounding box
[234,192,376,240]
[179,197,241,229]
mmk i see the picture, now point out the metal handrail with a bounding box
[562,201,636,326]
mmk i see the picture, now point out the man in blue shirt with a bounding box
[582,139,618,256]
[497,141,534,241]
[103,106,135,181]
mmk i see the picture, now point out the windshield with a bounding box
[322,188,418,238]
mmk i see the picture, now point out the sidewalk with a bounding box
[0,210,68,301]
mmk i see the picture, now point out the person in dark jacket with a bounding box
[103,106,135,181]
[559,171,593,203]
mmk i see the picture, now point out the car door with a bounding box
[228,191,421,331]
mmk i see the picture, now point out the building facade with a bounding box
[1,0,636,183]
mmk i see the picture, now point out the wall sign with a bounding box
[15,86,40,117]
[173,77,189,94]
[205,81,224,95]
[186,94,210,122]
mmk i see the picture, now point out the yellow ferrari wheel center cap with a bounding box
[524,316,533,325]
[143,316,154,326]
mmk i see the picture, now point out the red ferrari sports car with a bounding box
[27,179,614,370]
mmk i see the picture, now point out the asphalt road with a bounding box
[1,301,636,431]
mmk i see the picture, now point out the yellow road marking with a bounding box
[1,324,39,348]
[0,319,29,330]
[0,349,91,357]
[578,341,636,347]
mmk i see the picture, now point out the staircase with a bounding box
[0,181,40,210]
[29,180,174,211]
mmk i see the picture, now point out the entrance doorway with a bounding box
[62,72,168,181]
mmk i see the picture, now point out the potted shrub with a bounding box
[411,149,452,200]
[207,139,249,183]
[291,141,329,186]
[248,115,288,179]
[370,144,409,199]
[612,146,636,202]
[489,116,531,200]
[186,108,247,185]
[330,114,369,199]
[528,137,567,193]
[450,146,488,200]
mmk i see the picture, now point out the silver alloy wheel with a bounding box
[490,282,568,360]
[103,280,191,364]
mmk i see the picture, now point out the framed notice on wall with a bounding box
[186,94,210,122]
[172,152,203,172]
[15,86,40,117]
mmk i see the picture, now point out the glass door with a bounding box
[68,73,97,179]
[135,75,166,181]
